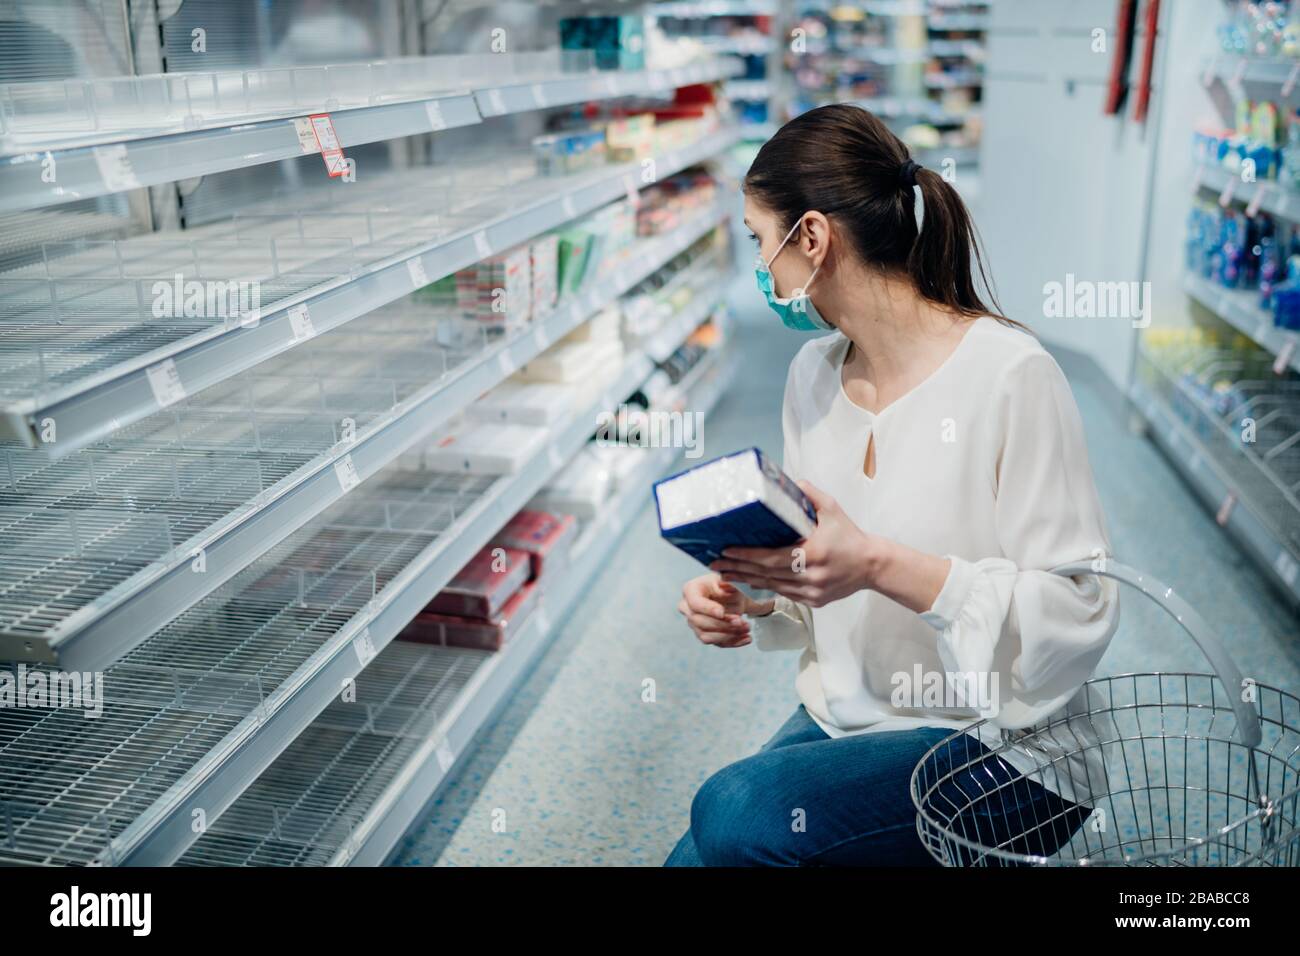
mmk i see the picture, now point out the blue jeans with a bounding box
[664,705,1092,866]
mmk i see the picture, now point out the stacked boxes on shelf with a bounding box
[398,506,579,652]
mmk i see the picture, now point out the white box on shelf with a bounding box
[565,303,623,344]
[514,339,623,384]
[422,421,549,475]
[467,379,580,426]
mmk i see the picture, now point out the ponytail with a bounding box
[744,104,1020,329]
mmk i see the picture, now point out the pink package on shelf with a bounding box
[491,509,579,582]
[400,580,542,652]
[425,545,531,619]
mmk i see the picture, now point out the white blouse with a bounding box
[750,317,1120,808]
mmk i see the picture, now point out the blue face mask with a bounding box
[754,216,834,332]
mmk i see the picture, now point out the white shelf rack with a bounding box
[0,125,739,456]
[0,274,733,867]
[1129,359,1300,606]
[174,346,738,867]
[1202,54,1300,105]
[0,201,731,673]
[1182,272,1300,375]
[1194,162,1300,223]
[0,54,742,214]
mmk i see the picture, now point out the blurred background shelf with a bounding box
[1182,273,1300,374]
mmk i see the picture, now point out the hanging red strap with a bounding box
[1104,0,1139,115]
[1133,0,1161,122]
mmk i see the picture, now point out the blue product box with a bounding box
[653,447,818,567]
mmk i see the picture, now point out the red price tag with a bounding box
[1274,340,1296,375]
[1218,175,1236,207]
[1285,63,1300,97]
[1215,492,1237,527]
[309,113,348,178]
[1246,183,1266,218]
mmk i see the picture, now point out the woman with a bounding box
[665,105,1120,867]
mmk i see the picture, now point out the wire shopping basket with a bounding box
[910,561,1300,866]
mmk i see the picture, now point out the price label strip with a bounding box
[287,302,316,342]
[1246,181,1267,218]
[92,143,142,192]
[1218,175,1235,208]
[1276,550,1300,588]
[1215,491,1237,527]
[624,173,641,208]
[407,256,430,289]
[435,738,456,773]
[309,113,348,178]
[352,629,377,668]
[292,117,320,154]
[1273,340,1296,375]
[334,454,361,493]
[425,100,447,132]
[145,358,186,408]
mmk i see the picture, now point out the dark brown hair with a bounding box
[744,103,1018,328]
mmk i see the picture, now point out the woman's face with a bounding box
[744,195,816,300]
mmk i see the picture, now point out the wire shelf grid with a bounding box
[0,465,495,865]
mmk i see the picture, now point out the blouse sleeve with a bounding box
[750,355,815,653]
[918,349,1121,727]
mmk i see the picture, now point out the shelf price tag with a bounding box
[1215,492,1237,526]
[473,229,492,258]
[1218,175,1236,208]
[308,113,348,177]
[334,453,361,493]
[562,194,577,218]
[145,358,186,408]
[1274,340,1296,374]
[531,83,548,108]
[292,117,320,154]
[1276,550,1300,587]
[486,88,506,115]
[352,628,377,668]
[623,173,641,208]
[434,737,456,773]
[1201,57,1219,89]
[1285,63,1300,98]
[407,256,429,289]
[1230,58,1248,92]
[497,350,516,376]
[532,325,550,351]
[287,302,316,342]
[1246,183,1267,218]
[425,100,447,132]
[91,143,142,192]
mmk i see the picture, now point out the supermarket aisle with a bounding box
[395,286,1300,867]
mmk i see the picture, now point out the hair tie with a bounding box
[898,159,922,190]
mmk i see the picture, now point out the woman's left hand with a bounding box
[710,481,881,608]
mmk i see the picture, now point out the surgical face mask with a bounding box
[754,216,834,332]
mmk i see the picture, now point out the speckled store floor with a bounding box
[391,277,1300,867]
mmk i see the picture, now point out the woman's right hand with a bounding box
[677,574,775,648]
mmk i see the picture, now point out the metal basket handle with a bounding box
[1050,560,1262,749]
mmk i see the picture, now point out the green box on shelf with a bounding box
[559,15,646,72]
